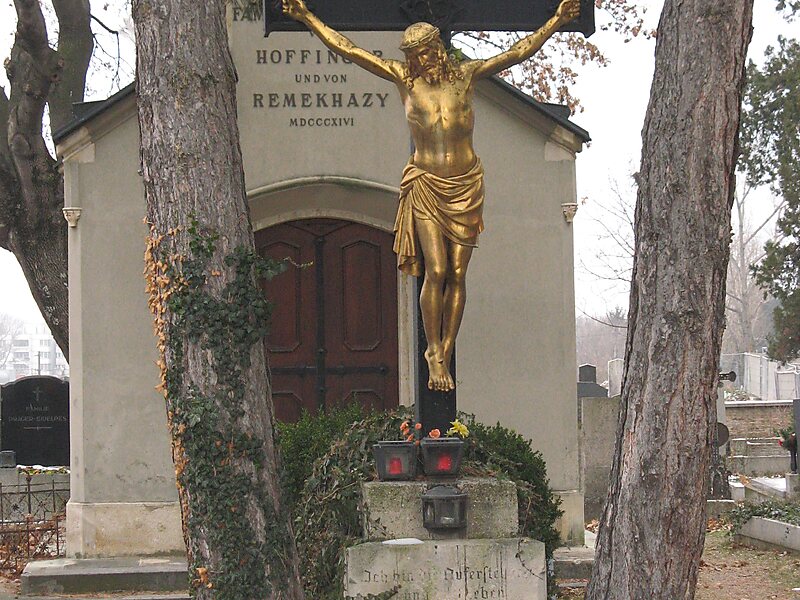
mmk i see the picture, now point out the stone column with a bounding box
[60,118,183,558]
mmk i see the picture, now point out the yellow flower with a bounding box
[447,419,469,438]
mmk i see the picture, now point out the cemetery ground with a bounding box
[0,530,793,599]
[559,527,800,599]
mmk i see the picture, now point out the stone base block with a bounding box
[363,477,518,541]
[706,499,737,520]
[21,556,188,595]
[554,490,585,547]
[787,473,799,497]
[345,538,546,600]
[735,517,800,554]
[67,501,184,558]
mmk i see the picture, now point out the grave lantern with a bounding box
[420,437,465,477]
[373,441,418,481]
[422,485,467,530]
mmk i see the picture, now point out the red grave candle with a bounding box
[388,456,403,475]
[436,453,452,472]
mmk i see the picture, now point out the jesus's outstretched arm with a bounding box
[282,0,403,83]
[471,0,581,80]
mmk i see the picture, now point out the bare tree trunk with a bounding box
[586,2,753,598]
[132,0,304,598]
[0,0,93,358]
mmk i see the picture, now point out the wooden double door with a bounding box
[256,219,399,421]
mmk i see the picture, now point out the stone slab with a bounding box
[729,455,790,476]
[706,499,737,520]
[362,478,518,541]
[743,477,787,503]
[345,538,546,600]
[735,517,800,554]
[21,557,188,595]
[552,545,594,580]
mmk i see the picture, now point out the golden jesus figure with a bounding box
[283,0,580,392]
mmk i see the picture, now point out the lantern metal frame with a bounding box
[420,437,465,477]
[422,484,467,530]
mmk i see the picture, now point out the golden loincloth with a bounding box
[393,158,485,277]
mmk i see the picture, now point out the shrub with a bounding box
[726,499,800,533]
[287,407,563,599]
[276,402,366,509]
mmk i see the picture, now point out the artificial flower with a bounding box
[447,419,469,438]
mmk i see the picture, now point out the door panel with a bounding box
[256,219,399,420]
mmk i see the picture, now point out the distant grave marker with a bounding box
[1,376,69,466]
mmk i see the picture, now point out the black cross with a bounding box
[263,0,595,39]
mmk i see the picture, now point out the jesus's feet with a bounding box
[425,348,454,392]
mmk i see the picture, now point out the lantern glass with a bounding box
[373,441,417,481]
[422,485,467,530]
[420,437,465,477]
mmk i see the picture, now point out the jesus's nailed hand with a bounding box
[556,0,581,22]
[282,0,309,21]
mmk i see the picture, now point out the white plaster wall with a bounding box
[458,89,580,492]
[64,113,177,506]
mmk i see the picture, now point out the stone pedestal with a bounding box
[363,478,518,541]
[787,473,799,498]
[348,477,546,599]
[345,538,546,600]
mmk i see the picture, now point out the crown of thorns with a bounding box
[399,23,441,50]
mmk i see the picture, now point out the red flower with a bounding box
[429,429,441,439]
[414,423,423,430]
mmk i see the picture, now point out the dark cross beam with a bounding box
[263,0,595,42]
[414,276,456,437]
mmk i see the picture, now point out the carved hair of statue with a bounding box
[400,22,463,89]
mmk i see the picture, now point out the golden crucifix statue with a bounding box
[283,0,580,392]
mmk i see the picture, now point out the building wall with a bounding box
[0,322,68,384]
[725,401,794,439]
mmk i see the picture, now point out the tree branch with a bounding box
[0,88,21,252]
[7,0,62,226]
[50,0,93,131]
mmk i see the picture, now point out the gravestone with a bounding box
[345,538,546,600]
[607,358,623,397]
[1,376,69,466]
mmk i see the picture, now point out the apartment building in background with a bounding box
[0,322,69,384]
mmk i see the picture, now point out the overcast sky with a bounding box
[0,1,791,327]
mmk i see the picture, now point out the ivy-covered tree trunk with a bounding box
[586,2,753,599]
[132,1,304,598]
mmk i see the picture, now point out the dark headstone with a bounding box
[577,364,607,399]
[579,364,597,383]
[1,376,69,466]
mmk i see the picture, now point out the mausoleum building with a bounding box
[54,15,590,558]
